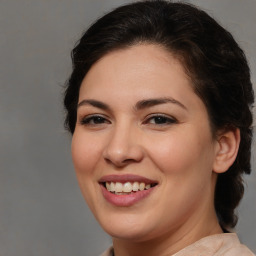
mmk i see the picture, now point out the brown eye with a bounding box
[80,115,110,125]
[145,114,177,125]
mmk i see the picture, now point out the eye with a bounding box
[80,115,110,125]
[144,114,177,125]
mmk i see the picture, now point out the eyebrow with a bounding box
[135,97,187,111]
[77,99,110,110]
[77,97,187,111]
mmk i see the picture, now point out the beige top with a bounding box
[100,233,255,256]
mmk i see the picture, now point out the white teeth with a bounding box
[110,182,115,192]
[139,182,145,191]
[115,182,123,193]
[123,182,133,192]
[105,181,154,193]
[106,182,111,191]
[133,182,139,191]
[145,184,151,190]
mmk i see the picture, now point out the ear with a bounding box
[213,128,240,174]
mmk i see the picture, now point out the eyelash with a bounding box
[143,114,177,125]
[79,114,177,127]
[80,115,110,125]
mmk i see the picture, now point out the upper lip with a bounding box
[98,174,158,184]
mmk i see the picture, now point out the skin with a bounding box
[71,44,240,256]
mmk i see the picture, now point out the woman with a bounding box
[64,1,255,255]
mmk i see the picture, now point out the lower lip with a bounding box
[100,185,156,207]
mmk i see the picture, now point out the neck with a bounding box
[112,217,222,256]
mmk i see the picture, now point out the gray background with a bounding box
[1,0,255,255]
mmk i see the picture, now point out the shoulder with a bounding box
[214,233,255,256]
[99,234,255,256]
[99,247,113,256]
[221,245,255,256]
[173,233,255,256]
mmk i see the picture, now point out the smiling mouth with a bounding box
[102,181,158,195]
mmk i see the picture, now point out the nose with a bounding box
[103,123,144,167]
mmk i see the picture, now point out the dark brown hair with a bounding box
[64,0,254,230]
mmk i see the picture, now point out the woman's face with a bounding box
[72,44,219,242]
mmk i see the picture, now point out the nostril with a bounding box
[104,157,140,168]
[123,158,137,163]
[103,137,144,166]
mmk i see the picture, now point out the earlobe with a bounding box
[213,128,240,174]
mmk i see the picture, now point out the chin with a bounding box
[106,226,153,242]
[96,212,144,237]
[97,211,165,242]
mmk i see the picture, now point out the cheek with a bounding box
[71,132,101,210]
[148,133,215,220]
[148,136,194,172]
[71,131,104,206]
[147,128,214,177]
[71,132,101,175]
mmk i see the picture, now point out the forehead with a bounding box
[79,44,195,99]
